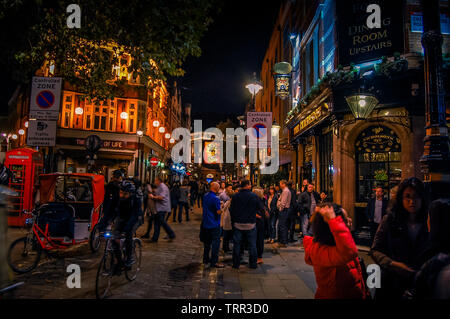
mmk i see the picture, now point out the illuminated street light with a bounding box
[245,74,263,96]
[153,120,160,128]
[345,94,378,120]
[165,133,171,139]
[136,130,144,137]
[24,121,29,128]
[169,138,175,144]
[11,134,18,140]
[18,129,25,135]
[120,111,128,120]
[75,107,84,115]
[159,126,165,133]
[271,120,281,136]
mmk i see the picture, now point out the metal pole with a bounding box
[419,0,450,201]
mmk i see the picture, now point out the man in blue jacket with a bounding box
[201,182,224,268]
[229,179,264,269]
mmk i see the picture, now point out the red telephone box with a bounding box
[5,148,44,226]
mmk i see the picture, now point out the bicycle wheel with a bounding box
[7,236,42,274]
[95,251,115,299]
[89,224,102,253]
[125,238,142,281]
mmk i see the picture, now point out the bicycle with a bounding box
[7,204,102,274]
[95,230,142,299]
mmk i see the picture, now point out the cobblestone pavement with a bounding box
[6,207,374,299]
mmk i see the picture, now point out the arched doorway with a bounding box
[355,125,402,203]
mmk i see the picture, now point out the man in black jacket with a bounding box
[297,183,320,239]
[229,180,264,269]
[365,187,388,241]
[97,169,123,232]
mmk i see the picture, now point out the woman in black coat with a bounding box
[370,177,430,299]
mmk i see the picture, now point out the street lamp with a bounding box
[136,130,144,178]
[159,126,165,133]
[271,120,281,136]
[18,129,25,135]
[245,73,263,185]
[153,120,160,128]
[165,133,171,139]
[345,93,379,120]
[169,138,175,144]
[120,112,128,120]
[75,107,84,115]
[24,121,29,128]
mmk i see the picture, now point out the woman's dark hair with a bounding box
[391,177,428,225]
[311,203,347,246]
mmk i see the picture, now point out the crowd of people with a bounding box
[196,177,449,300]
[97,172,449,300]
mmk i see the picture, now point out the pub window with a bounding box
[355,126,402,203]
[62,93,74,128]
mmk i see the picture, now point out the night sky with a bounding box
[179,0,282,127]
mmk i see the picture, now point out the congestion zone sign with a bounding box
[36,90,55,109]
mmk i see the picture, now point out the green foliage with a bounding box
[0,0,219,101]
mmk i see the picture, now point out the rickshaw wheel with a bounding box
[125,238,142,282]
[89,224,102,253]
[7,236,42,274]
[95,251,114,299]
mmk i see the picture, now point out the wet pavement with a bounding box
[6,207,374,299]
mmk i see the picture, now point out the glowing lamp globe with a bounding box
[75,107,84,115]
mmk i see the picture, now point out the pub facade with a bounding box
[284,0,450,228]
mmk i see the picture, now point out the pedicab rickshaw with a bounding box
[7,173,105,273]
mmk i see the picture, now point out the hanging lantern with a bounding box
[345,94,379,120]
[120,112,128,119]
[75,107,84,115]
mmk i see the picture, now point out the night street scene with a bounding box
[0,0,449,311]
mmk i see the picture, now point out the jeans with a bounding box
[278,208,289,244]
[197,194,203,208]
[232,227,257,269]
[256,217,264,258]
[176,202,189,222]
[151,211,175,242]
[143,214,155,236]
[269,213,278,240]
[300,213,310,237]
[287,209,297,241]
[202,227,221,265]
[190,192,197,207]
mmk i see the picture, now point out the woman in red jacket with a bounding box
[304,203,368,299]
